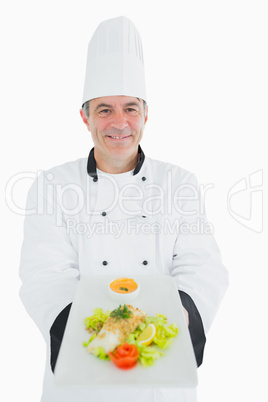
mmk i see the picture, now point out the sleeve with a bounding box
[179,290,206,367]
[171,173,229,335]
[50,303,72,372]
[19,172,80,342]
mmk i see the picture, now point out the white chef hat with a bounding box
[82,16,147,105]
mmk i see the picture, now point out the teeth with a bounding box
[111,136,127,139]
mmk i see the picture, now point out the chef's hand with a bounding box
[183,307,189,326]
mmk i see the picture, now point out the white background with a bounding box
[1,1,267,401]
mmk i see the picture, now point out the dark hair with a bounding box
[82,98,147,118]
[82,100,90,118]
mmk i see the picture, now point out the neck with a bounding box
[94,150,139,174]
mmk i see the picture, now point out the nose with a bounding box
[110,111,128,130]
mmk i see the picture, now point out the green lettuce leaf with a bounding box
[83,332,97,347]
[93,347,110,360]
[84,308,111,332]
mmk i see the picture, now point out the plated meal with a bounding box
[83,303,179,370]
[54,275,197,387]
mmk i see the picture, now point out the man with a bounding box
[19,16,228,402]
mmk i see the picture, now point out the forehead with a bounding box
[90,95,143,109]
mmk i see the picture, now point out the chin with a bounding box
[107,143,135,156]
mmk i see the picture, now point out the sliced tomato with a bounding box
[108,343,139,370]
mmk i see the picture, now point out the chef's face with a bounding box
[80,96,148,172]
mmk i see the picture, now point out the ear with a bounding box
[80,109,90,130]
[144,105,148,125]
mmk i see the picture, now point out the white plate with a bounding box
[54,275,198,388]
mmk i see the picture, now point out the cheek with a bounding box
[130,117,144,132]
[89,119,107,134]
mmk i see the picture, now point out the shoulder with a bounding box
[46,157,87,176]
[27,157,88,199]
[145,156,198,185]
[41,157,88,184]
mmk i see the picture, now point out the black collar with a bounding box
[87,145,145,180]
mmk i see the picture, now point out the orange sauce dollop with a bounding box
[110,278,138,294]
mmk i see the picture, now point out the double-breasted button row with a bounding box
[94,176,146,182]
[102,260,149,266]
[102,213,147,218]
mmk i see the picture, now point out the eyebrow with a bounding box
[94,100,142,113]
[124,101,141,108]
[94,103,112,112]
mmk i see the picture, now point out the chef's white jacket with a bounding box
[19,147,228,402]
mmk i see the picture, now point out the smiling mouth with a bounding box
[107,135,131,140]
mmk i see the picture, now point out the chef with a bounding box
[19,16,228,402]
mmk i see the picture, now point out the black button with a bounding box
[142,260,148,265]
[93,177,98,182]
[102,261,108,266]
[142,176,146,181]
[102,211,107,216]
[142,215,146,218]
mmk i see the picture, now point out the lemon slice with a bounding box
[137,323,156,346]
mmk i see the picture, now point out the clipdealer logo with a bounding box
[5,168,264,234]
[5,170,212,219]
[227,170,263,233]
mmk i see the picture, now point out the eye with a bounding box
[126,108,137,113]
[99,109,111,115]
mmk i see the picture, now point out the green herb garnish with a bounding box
[119,287,129,292]
[110,304,133,321]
